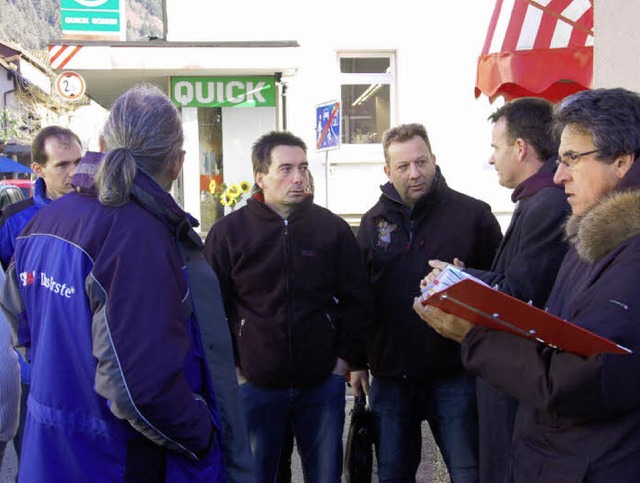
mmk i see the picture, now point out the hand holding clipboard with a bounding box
[419,266,631,357]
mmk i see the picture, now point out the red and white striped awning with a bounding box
[475,0,593,103]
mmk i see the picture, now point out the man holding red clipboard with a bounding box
[415,88,640,482]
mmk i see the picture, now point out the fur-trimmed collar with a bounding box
[565,189,640,263]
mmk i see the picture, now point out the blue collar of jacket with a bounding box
[131,168,201,247]
[33,177,51,209]
[72,151,201,248]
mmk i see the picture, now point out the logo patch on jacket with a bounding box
[19,270,77,299]
[19,271,36,286]
[376,220,397,249]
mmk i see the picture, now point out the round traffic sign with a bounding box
[55,71,86,101]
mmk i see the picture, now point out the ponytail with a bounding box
[95,148,137,206]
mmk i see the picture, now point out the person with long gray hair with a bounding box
[0,84,250,482]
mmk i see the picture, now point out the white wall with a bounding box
[594,0,640,92]
[182,107,201,222]
[168,0,511,223]
[221,106,276,211]
[0,68,15,109]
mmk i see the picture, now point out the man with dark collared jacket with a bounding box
[414,86,640,483]
[204,131,371,483]
[356,123,502,482]
[429,98,571,482]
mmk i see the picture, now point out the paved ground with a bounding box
[290,395,451,483]
[1,396,451,483]
[0,444,17,483]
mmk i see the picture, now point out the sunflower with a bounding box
[239,180,251,193]
[209,179,217,194]
[220,192,235,207]
[227,184,241,197]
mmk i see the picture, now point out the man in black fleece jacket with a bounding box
[204,131,371,483]
[356,123,502,482]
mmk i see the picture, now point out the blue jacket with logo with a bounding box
[0,177,49,385]
[1,168,226,482]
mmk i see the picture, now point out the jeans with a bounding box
[239,374,346,483]
[370,372,479,483]
[477,377,518,483]
[276,420,295,483]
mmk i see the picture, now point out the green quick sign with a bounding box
[171,77,276,108]
[61,0,122,34]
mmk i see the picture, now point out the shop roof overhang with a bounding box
[475,45,592,103]
[48,40,300,109]
[475,0,593,103]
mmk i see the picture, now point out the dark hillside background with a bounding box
[0,0,163,50]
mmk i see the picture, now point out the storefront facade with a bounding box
[49,1,515,235]
[47,40,299,234]
[171,75,278,232]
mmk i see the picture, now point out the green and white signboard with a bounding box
[61,0,124,37]
[171,77,277,108]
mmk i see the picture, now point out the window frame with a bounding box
[337,50,397,147]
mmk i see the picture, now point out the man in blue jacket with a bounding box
[0,125,82,269]
[429,98,571,482]
[0,85,229,482]
[0,125,81,460]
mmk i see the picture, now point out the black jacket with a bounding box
[204,195,371,388]
[465,158,571,483]
[467,158,570,307]
[357,168,502,380]
[462,160,640,482]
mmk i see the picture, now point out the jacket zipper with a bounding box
[406,220,415,251]
[325,313,336,331]
[284,219,294,376]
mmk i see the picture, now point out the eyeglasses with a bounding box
[556,149,599,170]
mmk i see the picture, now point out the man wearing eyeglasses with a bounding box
[427,97,571,482]
[415,86,640,483]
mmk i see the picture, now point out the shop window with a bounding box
[339,54,394,145]
[198,107,224,233]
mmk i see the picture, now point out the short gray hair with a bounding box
[96,84,184,206]
[554,88,640,164]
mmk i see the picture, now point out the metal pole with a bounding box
[325,150,329,208]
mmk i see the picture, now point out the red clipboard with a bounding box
[423,279,631,357]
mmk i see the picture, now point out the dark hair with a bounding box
[251,131,307,176]
[382,123,432,166]
[31,126,82,166]
[489,97,558,161]
[96,84,184,206]
[554,88,640,164]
